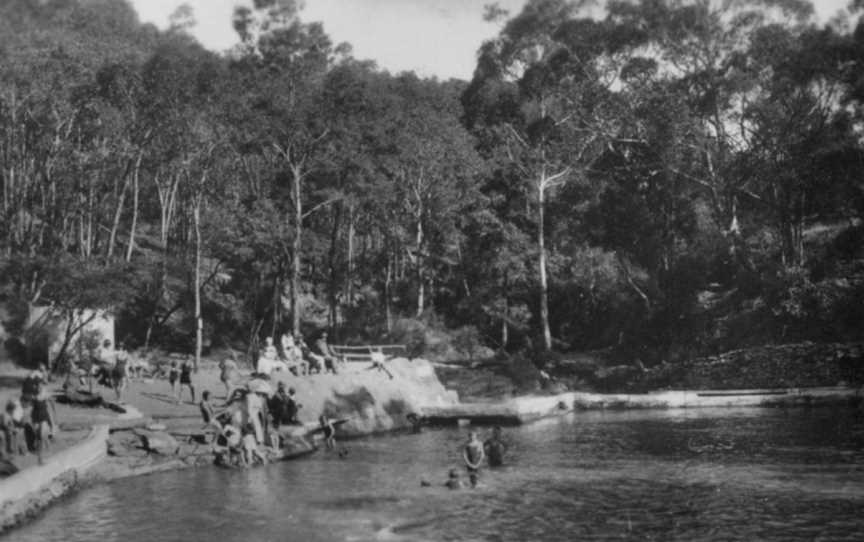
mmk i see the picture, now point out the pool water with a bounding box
[10,407,864,541]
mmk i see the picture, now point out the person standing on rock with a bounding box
[219,356,239,400]
[462,431,484,487]
[178,359,196,404]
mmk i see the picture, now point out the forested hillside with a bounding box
[1,0,863,371]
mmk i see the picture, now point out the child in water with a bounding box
[445,468,466,490]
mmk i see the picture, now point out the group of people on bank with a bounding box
[1,370,57,465]
[255,331,345,377]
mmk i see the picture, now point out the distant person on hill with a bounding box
[462,431,485,487]
[484,426,507,467]
[178,359,196,404]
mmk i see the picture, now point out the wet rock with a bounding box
[134,430,179,455]
[0,458,18,478]
[107,432,147,457]
[56,389,103,407]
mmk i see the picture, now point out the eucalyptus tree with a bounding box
[463,0,636,350]
[229,0,351,336]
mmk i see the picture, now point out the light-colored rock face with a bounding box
[268,358,457,436]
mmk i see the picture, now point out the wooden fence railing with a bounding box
[330,344,406,362]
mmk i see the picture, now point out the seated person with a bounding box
[268,382,301,427]
[199,390,223,434]
[279,333,307,375]
[257,336,288,376]
[1,400,26,457]
[313,332,340,374]
[299,338,323,374]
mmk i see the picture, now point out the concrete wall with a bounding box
[0,425,109,532]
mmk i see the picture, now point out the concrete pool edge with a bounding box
[0,424,109,535]
[421,386,864,425]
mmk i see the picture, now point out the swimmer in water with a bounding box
[484,426,506,467]
[463,431,484,487]
[445,468,465,490]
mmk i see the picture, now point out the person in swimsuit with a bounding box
[241,423,268,466]
[484,426,506,467]
[31,390,56,464]
[219,357,238,400]
[199,390,222,435]
[1,400,26,457]
[463,431,485,487]
[168,360,179,400]
[319,415,336,450]
[178,360,195,403]
[112,346,129,401]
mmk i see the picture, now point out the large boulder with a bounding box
[135,430,180,455]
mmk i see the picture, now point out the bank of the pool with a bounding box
[0,424,109,534]
[421,386,863,425]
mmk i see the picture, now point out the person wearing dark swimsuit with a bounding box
[320,415,336,450]
[178,360,195,403]
[31,391,56,464]
[463,431,485,487]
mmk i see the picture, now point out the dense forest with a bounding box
[1,0,863,371]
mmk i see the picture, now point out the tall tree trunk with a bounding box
[125,153,142,262]
[415,218,424,318]
[385,252,393,333]
[291,165,302,337]
[538,180,552,351]
[193,198,202,371]
[345,202,355,307]
[270,274,280,339]
[107,162,133,259]
[501,273,509,350]
[327,204,342,330]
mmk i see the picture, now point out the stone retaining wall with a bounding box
[0,424,109,534]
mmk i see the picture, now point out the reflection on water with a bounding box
[10,407,864,542]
